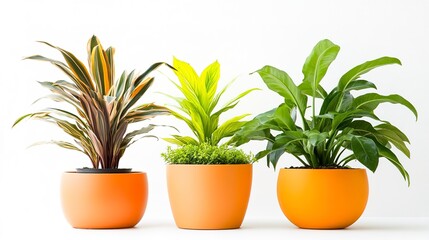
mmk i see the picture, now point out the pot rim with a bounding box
[63,171,146,174]
[167,163,252,166]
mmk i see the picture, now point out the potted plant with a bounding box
[160,57,257,229]
[231,39,418,229]
[13,36,170,229]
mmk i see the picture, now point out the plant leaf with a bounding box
[338,57,401,91]
[353,93,418,120]
[256,65,308,126]
[376,142,410,185]
[300,39,340,98]
[351,136,379,172]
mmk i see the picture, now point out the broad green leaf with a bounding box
[319,89,341,115]
[353,93,418,120]
[298,83,328,98]
[332,109,380,131]
[274,103,296,131]
[347,120,377,137]
[345,80,377,92]
[338,92,354,112]
[375,129,410,158]
[338,57,401,91]
[256,65,308,127]
[300,39,340,98]
[376,143,410,185]
[351,136,379,172]
[265,141,285,169]
[305,130,328,146]
[375,123,409,143]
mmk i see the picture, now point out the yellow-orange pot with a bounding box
[167,164,252,230]
[277,168,368,229]
[61,172,148,229]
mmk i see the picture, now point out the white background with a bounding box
[1,0,428,237]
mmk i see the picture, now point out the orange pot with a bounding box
[61,172,148,229]
[167,164,252,229]
[277,168,368,229]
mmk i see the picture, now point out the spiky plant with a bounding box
[161,57,257,164]
[163,57,258,146]
[14,36,170,169]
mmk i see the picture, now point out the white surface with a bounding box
[1,1,429,234]
[1,217,428,240]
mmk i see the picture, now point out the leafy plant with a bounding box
[13,36,170,169]
[231,39,417,184]
[161,57,257,164]
[162,143,253,164]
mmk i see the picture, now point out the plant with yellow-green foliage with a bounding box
[161,57,257,164]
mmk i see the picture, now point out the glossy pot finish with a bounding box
[167,164,252,230]
[277,168,368,229]
[61,172,148,229]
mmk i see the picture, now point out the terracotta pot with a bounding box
[167,164,252,229]
[277,168,368,229]
[61,172,148,229]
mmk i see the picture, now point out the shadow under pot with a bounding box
[277,168,368,229]
[167,164,252,230]
[61,169,148,229]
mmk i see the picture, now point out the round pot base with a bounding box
[167,164,252,230]
[277,168,368,229]
[61,172,148,229]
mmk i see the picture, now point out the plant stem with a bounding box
[312,95,316,129]
[338,154,355,166]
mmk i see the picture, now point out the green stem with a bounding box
[338,154,355,166]
[312,95,316,128]
[334,147,347,165]
[293,154,310,167]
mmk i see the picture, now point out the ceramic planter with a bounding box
[277,168,368,229]
[61,172,148,229]
[167,164,252,229]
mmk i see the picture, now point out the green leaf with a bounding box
[230,109,279,146]
[375,123,409,143]
[345,80,377,92]
[332,109,380,131]
[375,129,410,158]
[338,56,401,91]
[300,39,340,98]
[265,141,285,169]
[256,65,308,127]
[353,93,418,120]
[164,135,199,146]
[212,114,249,145]
[273,103,296,131]
[376,143,410,185]
[305,130,328,146]
[351,136,379,172]
[200,60,220,105]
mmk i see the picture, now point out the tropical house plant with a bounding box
[161,57,257,229]
[231,39,418,229]
[13,36,170,229]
